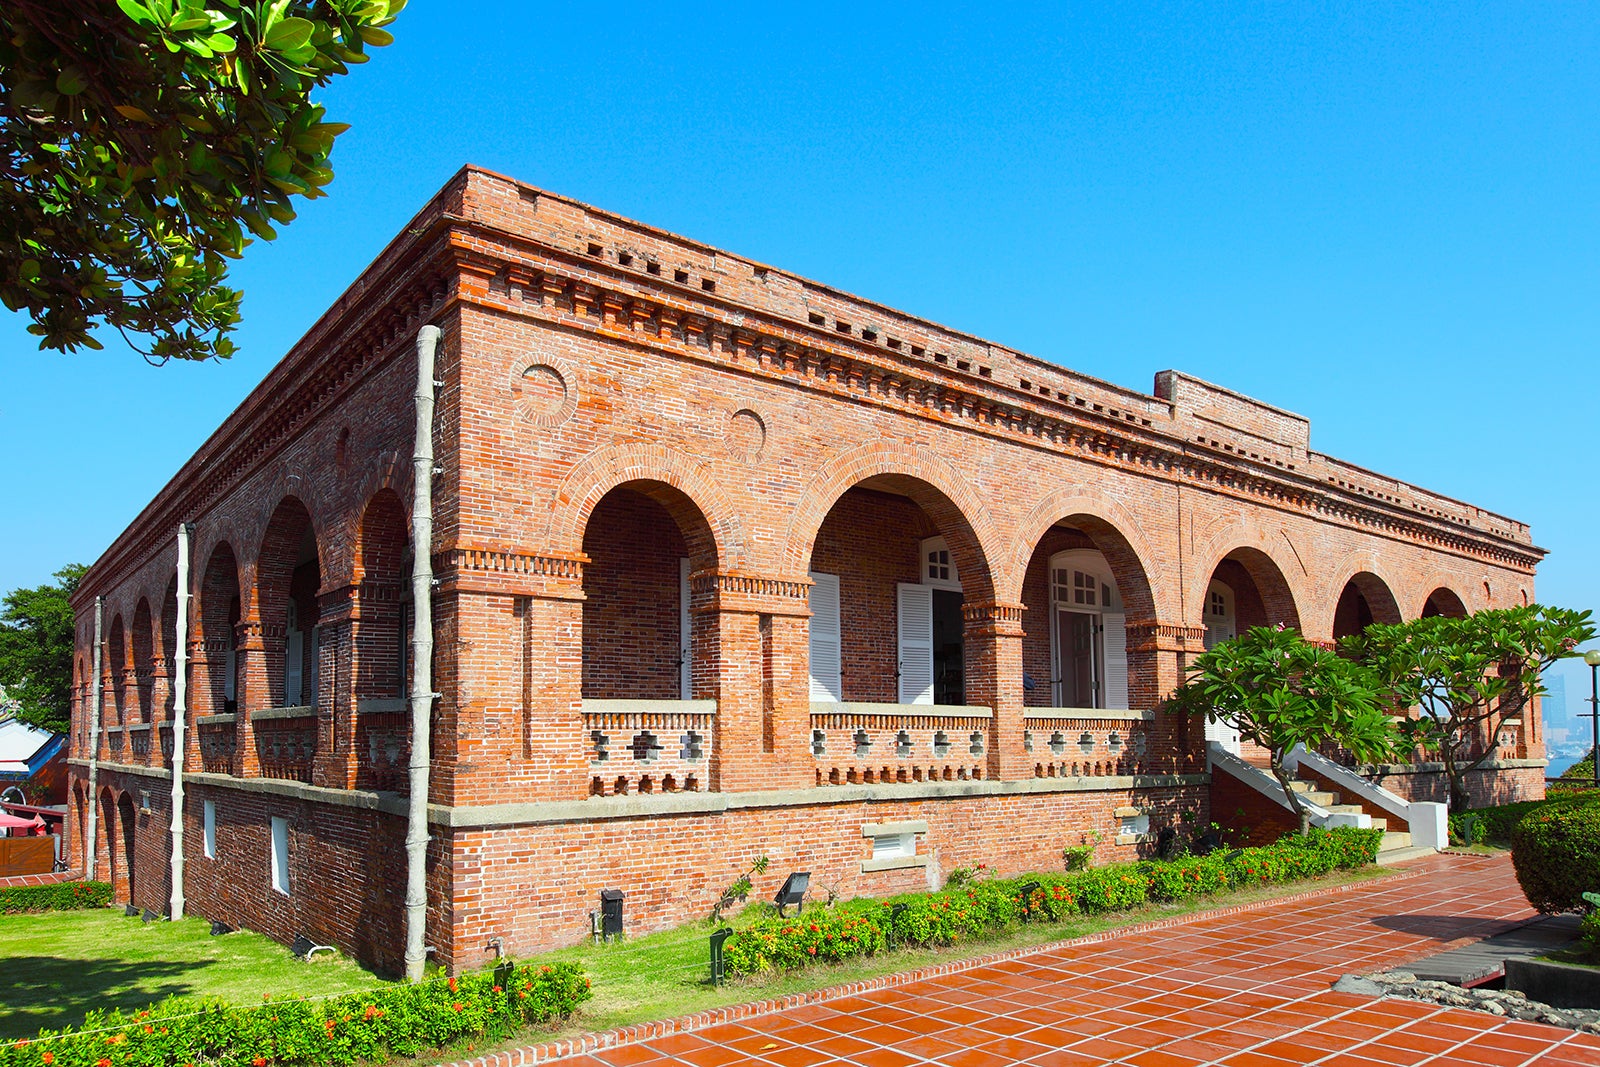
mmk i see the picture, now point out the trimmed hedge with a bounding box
[724,826,1382,975]
[0,961,591,1067]
[0,880,112,913]
[1510,796,1600,913]
[1450,789,1600,847]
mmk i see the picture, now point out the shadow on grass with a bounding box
[0,956,219,1040]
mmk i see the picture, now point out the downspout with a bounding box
[169,523,192,920]
[404,324,441,982]
[85,596,104,880]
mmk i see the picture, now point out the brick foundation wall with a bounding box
[1366,763,1546,809]
[446,780,1208,967]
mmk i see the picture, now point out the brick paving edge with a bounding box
[433,860,1437,1066]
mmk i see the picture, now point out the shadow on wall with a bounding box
[0,955,218,1039]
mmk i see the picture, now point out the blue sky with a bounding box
[2,3,1596,693]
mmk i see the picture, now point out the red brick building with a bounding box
[65,167,1545,973]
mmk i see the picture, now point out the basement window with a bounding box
[203,800,216,860]
[270,817,290,896]
[871,831,916,860]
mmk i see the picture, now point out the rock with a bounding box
[1483,1001,1506,1015]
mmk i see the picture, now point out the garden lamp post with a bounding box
[1585,649,1600,788]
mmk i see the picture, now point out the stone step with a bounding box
[1374,844,1435,866]
[1380,830,1412,851]
[1326,804,1365,815]
[1371,817,1389,832]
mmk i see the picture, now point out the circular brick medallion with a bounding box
[725,408,767,462]
[510,357,578,428]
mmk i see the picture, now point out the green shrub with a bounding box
[0,961,590,1067]
[1449,791,1600,847]
[0,880,112,913]
[721,827,1382,976]
[1511,797,1600,913]
[1581,909,1600,962]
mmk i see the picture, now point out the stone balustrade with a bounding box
[1022,708,1155,778]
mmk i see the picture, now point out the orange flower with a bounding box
[492,985,502,993]
[253,1057,267,1066]
[363,1006,379,1021]
[96,1060,111,1067]
[452,1002,464,1013]
[41,1054,53,1065]
[447,977,457,992]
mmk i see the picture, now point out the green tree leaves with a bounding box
[1,0,404,362]
[0,564,85,735]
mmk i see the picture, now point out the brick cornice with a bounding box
[687,569,812,617]
[447,224,1541,573]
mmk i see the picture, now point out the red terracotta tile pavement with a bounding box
[515,854,1598,1065]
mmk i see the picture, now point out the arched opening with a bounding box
[353,490,411,792]
[98,789,119,896]
[806,476,993,706]
[72,782,87,870]
[1333,572,1402,640]
[1422,587,1468,619]
[161,576,179,724]
[1199,549,1301,758]
[1019,517,1156,710]
[132,598,155,725]
[200,544,241,715]
[256,498,323,710]
[116,791,137,905]
[106,613,127,728]
[581,482,718,699]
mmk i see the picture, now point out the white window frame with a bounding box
[919,537,962,591]
[203,799,216,860]
[1048,549,1127,710]
[871,831,917,860]
[270,816,290,896]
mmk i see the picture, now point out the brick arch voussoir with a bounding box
[782,442,1002,601]
[1315,553,1405,639]
[1188,519,1307,633]
[1004,488,1171,623]
[551,442,747,570]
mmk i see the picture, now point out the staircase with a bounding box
[1284,779,1415,857]
[1208,743,1446,861]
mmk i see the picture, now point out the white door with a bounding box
[897,583,935,705]
[1202,582,1240,754]
[807,572,843,702]
[679,558,692,700]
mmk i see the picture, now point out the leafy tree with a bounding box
[1350,605,1596,814]
[1,0,404,363]
[1165,625,1397,832]
[0,564,85,734]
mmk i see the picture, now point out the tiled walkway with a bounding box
[565,854,1598,1066]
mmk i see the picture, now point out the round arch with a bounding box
[781,441,1001,601]
[1007,489,1168,623]
[1191,544,1304,634]
[552,442,745,569]
[1328,568,1404,640]
[1420,585,1469,619]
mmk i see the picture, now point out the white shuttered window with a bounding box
[897,583,935,705]
[808,572,843,702]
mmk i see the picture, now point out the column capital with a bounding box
[960,600,1027,638]
[1126,621,1208,654]
[688,569,812,618]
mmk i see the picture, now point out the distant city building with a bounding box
[1543,674,1568,735]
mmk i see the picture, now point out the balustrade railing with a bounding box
[809,702,992,786]
[1022,708,1156,777]
[355,698,410,792]
[252,708,316,783]
[196,714,236,774]
[583,699,714,797]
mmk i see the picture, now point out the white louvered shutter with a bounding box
[306,625,321,707]
[808,572,843,702]
[1101,611,1129,710]
[679,558,692,700]
[897,583,935,705]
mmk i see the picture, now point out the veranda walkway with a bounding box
[535,853,1595,1066]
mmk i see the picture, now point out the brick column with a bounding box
[690,570,814,792]
[313,585,357,789]
[962,600,1028,780]
[435,549,591,805]
[234,619,268,776]
[1127,621,1208,775]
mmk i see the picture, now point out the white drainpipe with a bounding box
[169,523,192,919]
[404,324,441,982]
[85,596,104,880]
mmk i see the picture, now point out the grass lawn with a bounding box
[2,863,1397,1052]
[0,910,390,1040]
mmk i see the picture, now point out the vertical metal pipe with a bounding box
[169,524,192,919]
[85,596,104,879]
[404,324,441,982]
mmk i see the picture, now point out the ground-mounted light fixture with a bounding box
[774,871,810,917]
